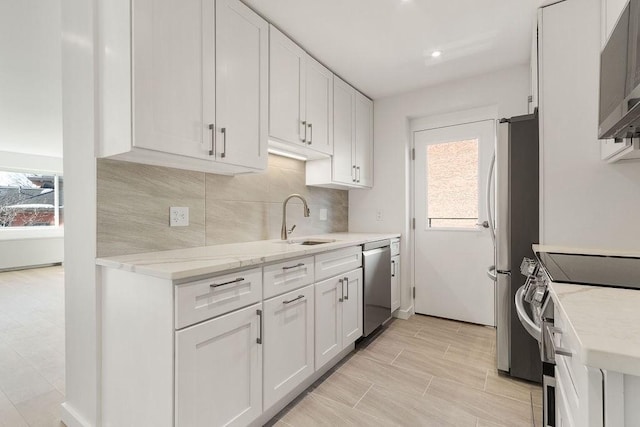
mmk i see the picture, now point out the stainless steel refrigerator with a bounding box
[488,111,541,383]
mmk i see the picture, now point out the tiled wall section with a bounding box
[97,155,348,257]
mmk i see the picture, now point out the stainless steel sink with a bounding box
[276,238,337,245]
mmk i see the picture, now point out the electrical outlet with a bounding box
[319,208,328,221]
[170,207,189,227]
[376,210,383,221]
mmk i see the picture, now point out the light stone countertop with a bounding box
[535,244,640,376]
[96,232,401,281]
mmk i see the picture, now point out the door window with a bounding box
[426,139,478,229]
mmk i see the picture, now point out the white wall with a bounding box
[540,0,640,251]
[0,0,63,162]
[349,64,530,315]
[60,0,98,424]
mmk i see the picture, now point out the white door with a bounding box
[305,56,333,155]
[354,92,373,187]
[175,303,262,427]
[215,0,268,169]
[269,26,306,146]
[314,276,341,370]
[332,77,356,185]
[341,268,363,347]
[413,120,495,326]
[133,0,215,159]
[263,285,314,411]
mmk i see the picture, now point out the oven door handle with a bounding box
[515,285,542,342]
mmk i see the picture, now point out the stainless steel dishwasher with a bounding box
[362,240,392,337]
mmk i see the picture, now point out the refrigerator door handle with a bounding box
[486,151,496,245]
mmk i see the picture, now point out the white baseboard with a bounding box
[60,402,93,427]
[393,304,414,320]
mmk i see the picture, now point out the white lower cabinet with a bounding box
[391,255,400,312]
[315,268,363,370]
[263,284,315,410]
[175,302,263,427]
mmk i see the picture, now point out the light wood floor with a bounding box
[270,315,543,426]
[0,265,65,427]
[0,266,542,427]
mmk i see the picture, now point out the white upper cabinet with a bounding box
[269,26,306,148]
[354,91,374,187]
[305,56,334,155]
[214,0,269,170]
[99,0,267,174]
[269,26,333,157]
[306,76,373,189]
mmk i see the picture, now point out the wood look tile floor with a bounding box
[0,265,66,427]
[269,315,542,427]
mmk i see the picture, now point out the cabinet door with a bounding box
[305,56,333,155]
[133,0,215,159]
[332,76,356,185]
[354,91,374,188]
[215,0,268,170]
[175,303,262,427]
[391,255,400,312]
[341,268,363,347]
[314,276,342,370]
[269,26,306,146]
[263,285,314,410]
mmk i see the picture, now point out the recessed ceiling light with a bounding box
[431,50,442,58]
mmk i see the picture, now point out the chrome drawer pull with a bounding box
[210,277,244,288]
[282,262,304,270]
[344,276,349,300]
[283,295,305,305]
[546,325,572,358]
[339,279,344,302]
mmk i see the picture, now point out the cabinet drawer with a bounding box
[553,305,585,402]
[314,246,362,282]
[175,267,262,329]
[263,256,314,299]
[390,238,400,256]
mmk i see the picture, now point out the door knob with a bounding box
[477,221,489,228]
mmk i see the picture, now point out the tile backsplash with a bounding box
[97,155,348,257]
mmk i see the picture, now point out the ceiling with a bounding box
[244,0,539,99]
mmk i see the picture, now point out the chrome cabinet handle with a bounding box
[282,262,304,270]
[392,260,396,277]
[256,309,263,344]
[210,277,244,288]
[339,279,344,302]
[302,120,307,142]
[208,123,216,156]
[546,325,572,358]
[344,276,349,300]
[356,166,361,183]
[283,295,305,305]
[220,127,227,158]
[476,221,489,228]
[352,165,357,182]
[308,123,312,145]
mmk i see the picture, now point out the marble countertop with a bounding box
[535,244,640,376]
[96,232,401,281]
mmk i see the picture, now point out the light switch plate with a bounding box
[319,208,328,221]
[170,207,189,227]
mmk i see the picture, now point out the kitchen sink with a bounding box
[277,238,337,245]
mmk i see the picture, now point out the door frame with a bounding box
[409,105,498,317]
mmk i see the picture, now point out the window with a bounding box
[426,139,478,229]
[0,171,64,228]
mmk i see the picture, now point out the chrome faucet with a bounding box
[281,194,311,240]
